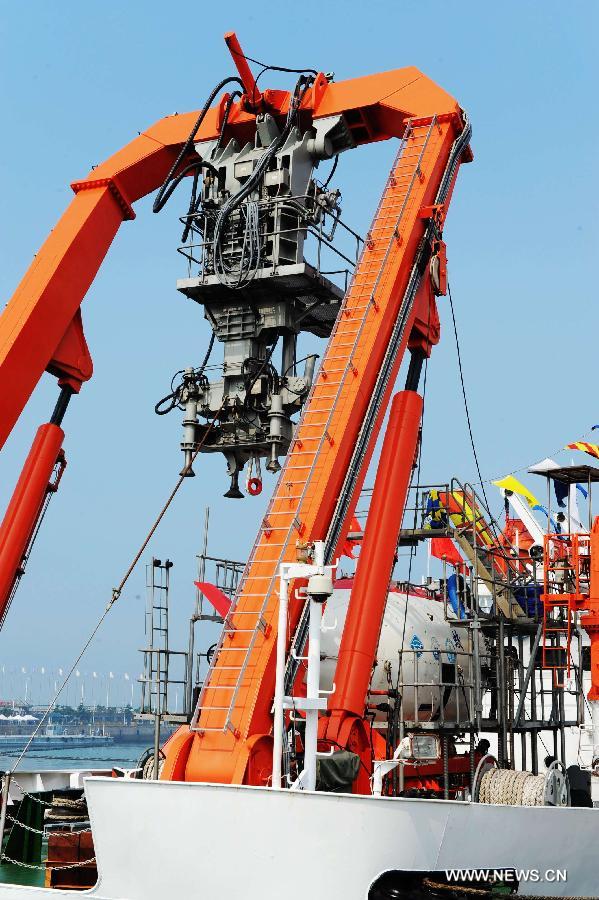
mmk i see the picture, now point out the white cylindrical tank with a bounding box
[319,580,484,726]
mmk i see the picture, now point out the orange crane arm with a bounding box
[0,64,461,451]
[163,102,471,785]
[0,38,470,775]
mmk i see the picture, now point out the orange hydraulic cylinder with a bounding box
[224,32,262,107]
[328,389,423,718]
[0,423,64,623]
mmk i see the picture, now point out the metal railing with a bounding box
[177,193,364,292]
[392,648,482,729]
[138,648,188,720]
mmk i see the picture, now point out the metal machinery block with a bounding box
[163,104,359,497]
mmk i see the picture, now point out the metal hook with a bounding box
[321,615,338,632]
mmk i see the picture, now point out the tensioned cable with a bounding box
[447,281,595,487]
[10,400,226,772]
[447,281,495,519]
[469,426,598,488]
[227,45,318,76]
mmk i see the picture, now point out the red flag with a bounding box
[341,516,363,559]
[194,581,232,618]
[430,537,462,567]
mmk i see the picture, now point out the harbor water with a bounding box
[0,740,154,772]
[0,741,158,887]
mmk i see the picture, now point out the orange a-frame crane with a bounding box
[0,33,472,787]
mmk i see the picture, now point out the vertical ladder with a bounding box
[191,116,461,746]
[541,533,588,686]
[142,558,173,716]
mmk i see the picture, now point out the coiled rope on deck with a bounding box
[478,767,546,806]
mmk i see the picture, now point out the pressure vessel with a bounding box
[319,579,485,725]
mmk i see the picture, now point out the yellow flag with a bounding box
[492,475,540,509]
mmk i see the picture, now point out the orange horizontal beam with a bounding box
[0,65,464,452]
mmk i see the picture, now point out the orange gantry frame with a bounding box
[0,34,471,785]
[0,61,464,450]
[171,113,468,786]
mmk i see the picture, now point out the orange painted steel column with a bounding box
[584,518,599,701]
[328,389,423,718]
[224,32,262,107]
[0,423,64,622]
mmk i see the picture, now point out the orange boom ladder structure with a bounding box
[162,46,472,785]
[0,33,472,788]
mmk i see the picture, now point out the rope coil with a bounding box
[479,767,548,806]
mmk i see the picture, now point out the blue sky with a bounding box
[0,1,597,705]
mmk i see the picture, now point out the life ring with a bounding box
[247,477,263,496]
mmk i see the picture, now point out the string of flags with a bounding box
[337,428,599,571]
[426,432,599,571]
[563,424,599,461]
[565,441,599,460]
[492,475,541,510]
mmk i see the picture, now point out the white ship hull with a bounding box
[0,777,596,898]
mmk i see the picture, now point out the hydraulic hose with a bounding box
[212,75,311,287]
[153,75,244,214]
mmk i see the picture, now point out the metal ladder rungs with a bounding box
[192,725,228,732]
[223,627,263,634]
[195,125,438,728]
[210,666,244,671]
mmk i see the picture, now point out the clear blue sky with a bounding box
[0,1,597,705]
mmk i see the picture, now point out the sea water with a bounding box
[0,741,156,887]
[0,740,152,772]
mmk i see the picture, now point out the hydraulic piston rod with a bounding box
[0,423,66,626]
[327,389,423,719]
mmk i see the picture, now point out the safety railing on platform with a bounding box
[391,648,483,730]
[178,192,364,294]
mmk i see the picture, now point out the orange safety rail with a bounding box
[439,486,513,579]
[542,532,590,681]
[177,115,467,785]
[439,489,495,545]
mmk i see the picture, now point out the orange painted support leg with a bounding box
[0,423,65,624]
[324,389,423,752]
[583,519,599,765]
